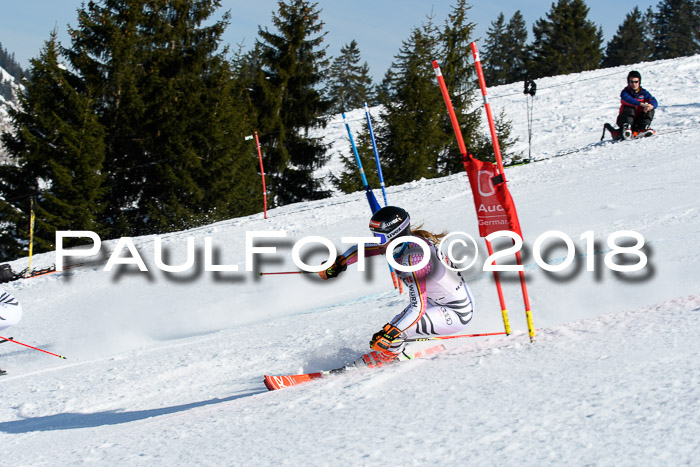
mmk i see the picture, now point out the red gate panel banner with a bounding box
[463,157,522,238]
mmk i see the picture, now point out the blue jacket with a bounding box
[620,86,658,111]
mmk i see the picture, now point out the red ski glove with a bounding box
[370,323,402,351]
[318,254,347,280]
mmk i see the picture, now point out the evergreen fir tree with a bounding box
[0,32,105,260]
[66,0,260,236]
[483,11,529,86]
[252,0,332,205]
[603,7,654,67]
[375,18,445,185]
[651,0,700,59]
[644,6,658,58]
[327,40,374,113]
[483,13,509,85]
[330,120,381,195]
[504,11,529,83]
[438,0,493,172]
[340,0,518,192]
[493,108,522,165]
[529,0,604,79]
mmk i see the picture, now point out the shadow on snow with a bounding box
[0,390,265,434]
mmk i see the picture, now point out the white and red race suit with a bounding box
[0,288,22,332]
[342,237,474,353]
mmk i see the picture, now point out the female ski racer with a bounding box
[319,206,475,364]
[0,288,22,375]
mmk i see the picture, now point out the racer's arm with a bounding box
[389,251,431,331]
[370,251,431,351]
[341,243,383,267]
[318,243,383,280]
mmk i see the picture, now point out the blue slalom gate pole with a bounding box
[363,103,389,207]
[342,112,401,293]
[342,112,381,214]
[357,106,403,294]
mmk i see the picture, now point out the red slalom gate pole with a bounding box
[515,250,534,335]
[254,132,268,220]
[485,239,512,335]
[432,59,512,337]
[0,335,66,359]
[470,42,535,342]
[432,61,468,158]
[470,42,505,176]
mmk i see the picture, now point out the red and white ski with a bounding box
[263,344,446,391]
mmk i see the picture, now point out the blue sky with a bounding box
[1,1,657,80]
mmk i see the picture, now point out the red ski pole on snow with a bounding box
[398,329,543,344]
[259,271,312,276]
[397,331,508,343]
[0,335,67,359]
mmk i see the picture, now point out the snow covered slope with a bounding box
[2,55,700,465]
[0,64,19,162]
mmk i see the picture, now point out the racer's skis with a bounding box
[263,344,446,391]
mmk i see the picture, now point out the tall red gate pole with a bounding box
[432,60,512,337]
[469,43,506,175]
[254,132,268,220]
[470,42,535,341]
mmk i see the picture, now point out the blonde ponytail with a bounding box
[410,223,448,245]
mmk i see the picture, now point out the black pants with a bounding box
[617,106,654,131]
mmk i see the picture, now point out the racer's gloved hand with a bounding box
[318,254,347,280]
[370,323,402,351]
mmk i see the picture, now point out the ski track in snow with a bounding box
[2,55,700,465]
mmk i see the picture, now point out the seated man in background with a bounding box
[617,70,658,140]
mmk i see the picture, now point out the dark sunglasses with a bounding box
[629,79,640,83]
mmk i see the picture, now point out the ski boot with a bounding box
[636,124,655,138]
[622,123,633,141]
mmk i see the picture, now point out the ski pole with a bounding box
[397,329,543,343]
[259,271,312,276]
[342,112,399,292]
[0,335,67,359]
[397,332,508,343]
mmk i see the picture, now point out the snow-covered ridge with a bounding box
[0,64,21,163]
[1,54,700,464]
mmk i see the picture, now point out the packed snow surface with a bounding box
[2,55,700,465]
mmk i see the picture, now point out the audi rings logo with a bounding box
[477,170,496,197]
